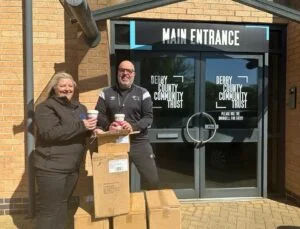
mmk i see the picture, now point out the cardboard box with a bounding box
[96,130,131,153]
[113,192,147,229]
[145,189,181,229]
[74,200,109,229]
[92,151,130,218]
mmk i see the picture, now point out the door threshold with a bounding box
[179,196,264,203]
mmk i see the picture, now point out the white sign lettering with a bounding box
[216,75,248,109]
[151,75,184,109]
[162,28,240,46]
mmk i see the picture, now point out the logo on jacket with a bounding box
[109,96,117,101]
[80,113,87,120]
[132,96,140,101]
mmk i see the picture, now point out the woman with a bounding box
[33,72,97,229]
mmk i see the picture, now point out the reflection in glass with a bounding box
[267,0,300,11]
[141,143,194,189]
[115,24,130,45]
[205,55,259,128]
[108,0,135,7]
[205,143,257,188]
[140,56,195,128]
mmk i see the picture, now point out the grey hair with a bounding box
[47,72,77,98]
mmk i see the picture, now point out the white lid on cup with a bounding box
[87,109,99,114]
[87,110,99,118]
[114,113,125,121]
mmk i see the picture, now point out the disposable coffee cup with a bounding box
[114,113,125,122]
[87,110,99,119]
[114,114,125,129]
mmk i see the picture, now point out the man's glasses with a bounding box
[118,68,135,74]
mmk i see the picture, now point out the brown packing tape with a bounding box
[162,209,170,218]
[96,130,140,137]
[96,129,130,136]
[126,214,133,223]
[158,190,171,218]
[84,151,93,176]
[146,190,180,211]
[130,191,134,211]
[108,207,114,215]
[160,189,180,207]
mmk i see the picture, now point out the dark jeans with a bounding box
[35,169,79,229]
[129,141,160,190]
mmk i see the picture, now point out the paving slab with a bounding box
[0,198,300,229]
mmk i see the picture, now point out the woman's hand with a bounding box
[94,128,104,134]
[82,117,97,130]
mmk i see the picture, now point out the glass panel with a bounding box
[141,143,194,189]
[108,0,135,7]
[115,24,130,45]
[269,30,282,50]
[268,54,284,193]
[266,0,300,11]
[205,143,257,188]
[205,55,259,129]
[140,56,195,128]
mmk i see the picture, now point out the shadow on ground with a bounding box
[277,227,300,229]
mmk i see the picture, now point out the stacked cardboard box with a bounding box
[113,192,147,229]
[92,130,131,218]
[145,189,181,229]
[84,130,181,229]
[74,199,109,229]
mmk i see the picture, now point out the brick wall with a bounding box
[285,21,300,200]
[0,0,295,220]
[0,0,111,215]
[0,0,76,215]
[0,0,27,214]
[72,1,111,197]
[125,0,279,23]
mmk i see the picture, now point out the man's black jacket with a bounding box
[95,84,153,143]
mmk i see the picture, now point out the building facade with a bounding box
[0,0,300,223]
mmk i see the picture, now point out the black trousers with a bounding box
[35,169,79,229]
[129,141,160,190]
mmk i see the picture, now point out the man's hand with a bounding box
[108,121,133,132]
[109,121,122,131]
[120,121,133,132]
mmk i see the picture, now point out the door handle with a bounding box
[186,112,217,145]
[157,133,179,139]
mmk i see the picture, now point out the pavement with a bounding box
[180,198,300,229]
[1,197,300,229]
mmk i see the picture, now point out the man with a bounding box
[95,60,160,190]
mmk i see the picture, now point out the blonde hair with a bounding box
[47,72,77,98]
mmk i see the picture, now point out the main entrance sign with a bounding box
[131,21,269,52]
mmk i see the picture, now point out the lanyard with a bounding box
[117,91,130,113]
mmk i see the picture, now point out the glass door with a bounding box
[200,53,263,198]
[133,52,264,199]
[134,52,200,198]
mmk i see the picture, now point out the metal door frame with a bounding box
[199,53,265,198]
[131,51,267,199]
